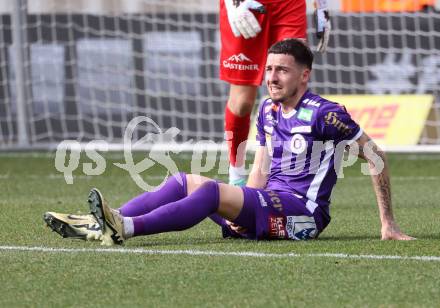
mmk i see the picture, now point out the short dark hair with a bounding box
[268,39,313,70]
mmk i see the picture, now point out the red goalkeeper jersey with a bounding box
[219,0,307,86]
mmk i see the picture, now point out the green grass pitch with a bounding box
[0,152,439,307]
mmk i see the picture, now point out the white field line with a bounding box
[1,245,440,262]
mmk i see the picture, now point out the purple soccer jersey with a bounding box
[256,90,363,214]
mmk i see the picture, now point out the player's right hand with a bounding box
[224,0,266,39]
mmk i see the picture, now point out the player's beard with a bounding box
[269,85,298,104]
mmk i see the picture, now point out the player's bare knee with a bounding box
[229,101,254,116]
[186,174,211,195]
[228,85,257,116]
[217,183,244,221]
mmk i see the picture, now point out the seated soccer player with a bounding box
[44,39,413,245]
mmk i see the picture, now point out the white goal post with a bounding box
[1,0,440,152]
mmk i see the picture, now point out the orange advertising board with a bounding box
[324,95,434,146]
[341,0,435,12]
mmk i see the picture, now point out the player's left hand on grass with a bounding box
[225,0,266,39]
[314,8,331,53]
[381,223,416,241]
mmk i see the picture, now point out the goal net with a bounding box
[1,0,439,151]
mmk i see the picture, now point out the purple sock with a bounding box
[131,181,219,236]
[118,172,187,217]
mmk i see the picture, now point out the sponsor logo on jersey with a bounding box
[228,53,252,62]
[257,191,268,207]
[267,190,283,212]
[324,111,353,136]
[285,216,317,240]
[303,98,321,107]
[268,215,286,239]
[297,108,314,122]
[223,53,259,71]
[290,126,312,134]
[265,113,278,126]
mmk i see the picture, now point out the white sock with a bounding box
[123,217,134,238]
[229,165,247,183]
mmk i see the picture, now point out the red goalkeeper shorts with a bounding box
[219,0,307,86]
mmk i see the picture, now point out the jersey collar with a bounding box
[279,89,311,119]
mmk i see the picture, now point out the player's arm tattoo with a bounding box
[372,155,394,222]
[356,133,395,225]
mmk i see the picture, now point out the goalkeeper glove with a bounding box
[314,2,331,53]
[224,0,266,39]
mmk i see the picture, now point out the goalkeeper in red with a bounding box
[45,39,413,245]
[221,0,331,186]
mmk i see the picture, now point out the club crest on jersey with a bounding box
[290,134,307,154]
[297,108,314,122]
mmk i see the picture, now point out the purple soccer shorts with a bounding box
[222,187,330,240]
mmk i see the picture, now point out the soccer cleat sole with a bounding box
[88,188,105,231]
[43,212,88,240]
[88,188,123,245]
